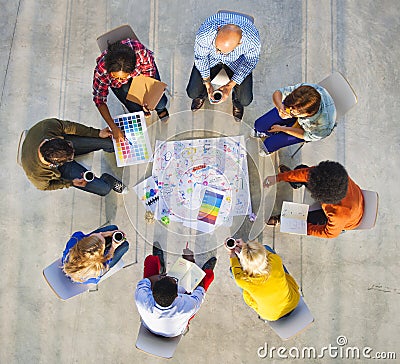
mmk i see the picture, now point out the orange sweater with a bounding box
[277,168,364,238]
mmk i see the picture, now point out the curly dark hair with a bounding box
[284,85,321,116]
[40,138,74,165]
[152,277,178,307]
[104,41,136,74]
[308,161,348,204]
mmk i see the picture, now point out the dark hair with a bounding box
[104,41,136,74]
[152,277,178,307]
[40,138,74,165]
[284,85,321,116]
[308,161,349,204]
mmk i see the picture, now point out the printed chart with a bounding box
[112,112,152,167]
[151,135,252,233]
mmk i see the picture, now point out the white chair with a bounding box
[355,190,379,230]
[97,24,139,52]
[43,258,125,300]
[217,10,255,23]
[135,323,182,359]
[17,129,28,166]
[267,297,314,340]
[291,71,358,158]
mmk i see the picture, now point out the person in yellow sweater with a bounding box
[228,239,300,321]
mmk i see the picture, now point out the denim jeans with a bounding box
[90,225,129,269]
[111,68,168,113]
[186,63,253,107]
[254,107,304,153]
[59,135,116,196]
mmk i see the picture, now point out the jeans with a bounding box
[90,225,129,269]
[186,63,253,107]
[111,68,168,113]
[254,108,304,153]
[59,135,116,196]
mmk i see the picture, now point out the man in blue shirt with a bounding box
[186,12,261,122]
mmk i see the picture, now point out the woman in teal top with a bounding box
[253,83,336,154]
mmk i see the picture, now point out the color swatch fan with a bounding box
[112,112,152,167]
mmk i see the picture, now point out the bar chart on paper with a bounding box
[112,112,152,167]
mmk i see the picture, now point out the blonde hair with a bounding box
[238,241,270,279]
[63,235,111,282]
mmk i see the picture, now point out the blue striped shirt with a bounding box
[194,12,261,85]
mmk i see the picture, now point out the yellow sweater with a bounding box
[230,254,300,321]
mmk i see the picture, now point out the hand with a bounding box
[143,103,152,116]
[277,106,292,119]
[99,127,112,138]
[263,175,277,188]
[111,127,125,143]
[218,83,234,102]
[204,82,214,100]
[72,178,87,187]
[268,124,285,133]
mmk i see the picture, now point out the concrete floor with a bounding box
[1,0,399,363]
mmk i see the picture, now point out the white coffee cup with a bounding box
[83,171,95,182]
[112,231,125,243]
[225,238,237,250]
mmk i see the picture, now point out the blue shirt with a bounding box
[135,278,206,337]
[62,231,112,284]
[194,12,261,85]
[279,83,337,142]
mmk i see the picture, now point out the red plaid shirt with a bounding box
[92,39,157,106]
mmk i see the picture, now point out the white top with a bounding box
[135,278,206,337]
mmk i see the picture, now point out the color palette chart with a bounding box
[197,188,224,225]
[112,112,152,167]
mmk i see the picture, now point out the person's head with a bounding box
[39,138,74,167]
[152,276,178,307]
[238,241,270,278]
[104,41,137,81]
[215,24,242,54]
[308,161,349,204]
[62,233,110,282]
[284,85,321,117]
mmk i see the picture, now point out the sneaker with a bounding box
[201,257,217,271]
[266,215,280,226]
[157,108,169,123]
[259,147,270,157]
[153,241,166,274]
[249,129,258,138]
[102,173,128,194]
[278,164,291,173]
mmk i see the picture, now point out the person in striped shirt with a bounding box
[186,12,261,122]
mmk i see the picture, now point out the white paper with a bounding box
[280,201,309,235]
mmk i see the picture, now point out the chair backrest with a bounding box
[135,323,182,359]
[43,258,125,300]
[217,10,254,23]
[318,72,358,120]
[356,190,379,230]
[96,24,139,52]
[268,297,314,340]
[17,129,28,166]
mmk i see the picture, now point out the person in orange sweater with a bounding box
[228,239,300,321]
[264,161,364,238]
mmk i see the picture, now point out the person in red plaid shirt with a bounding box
[93,39,169,141]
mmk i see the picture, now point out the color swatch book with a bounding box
[112,112,152,167]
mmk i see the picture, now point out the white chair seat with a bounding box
[135,323,182,359]
[97,24,139,52]
[267,297,314,340]
[356,190,379,229]
[43,258,124,300]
